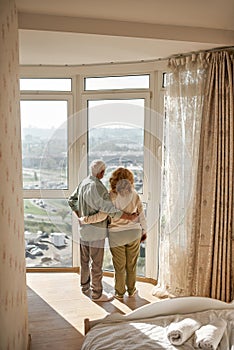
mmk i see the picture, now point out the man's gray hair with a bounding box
[90,159,106,176]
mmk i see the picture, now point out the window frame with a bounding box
[19,65,167,280]
[20,94,73,199]
[80,88,153,277]
[20,92,77,268]
[80,90,151,204]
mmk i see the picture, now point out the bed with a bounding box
[82,297,234,350]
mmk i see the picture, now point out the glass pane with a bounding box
[137,242,146,276]
[162,72,168,88]
[85,75,149,90]
[24,199,72,267]
[20,78,72,91]
[88,98,145,275]
[88,99,144,193]
[20,100,68,190]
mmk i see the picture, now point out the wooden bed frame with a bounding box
[84,316,106,335]
[84,318,91,335]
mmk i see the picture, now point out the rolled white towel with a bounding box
[167,318,201,345]
[194,318,227,349]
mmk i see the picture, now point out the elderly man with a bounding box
[68,159,137,302]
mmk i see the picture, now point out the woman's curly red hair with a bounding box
[109,167,134,194]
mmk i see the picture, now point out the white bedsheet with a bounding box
[81,298,234,350]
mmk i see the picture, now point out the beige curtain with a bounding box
[0,0,29,348]
[192,50,234,302]
[153,53,209,298]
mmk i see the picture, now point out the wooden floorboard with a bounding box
[27,272,158,350]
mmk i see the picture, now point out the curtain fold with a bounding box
[192,51,234,302]
[153,53,208,298]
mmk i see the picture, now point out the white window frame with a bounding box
[80,83,158,278]
[21,94,73,198]
[19,64,167,280]
[80,91,150,200]
[20,93,78,267]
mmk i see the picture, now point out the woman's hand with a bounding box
[78,217,85,226]
[121,212,139,221]
[129,212,139,221]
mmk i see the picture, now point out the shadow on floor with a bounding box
[27,286,84,350]
[93,280,151,313]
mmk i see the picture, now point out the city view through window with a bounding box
[24,199,72,267]
[21,78,148,274]
[88,99,146,275]
[21,99,72,267]
[21,100,68,190]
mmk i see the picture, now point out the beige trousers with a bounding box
[110,238,140,296]
[80,239,105,299]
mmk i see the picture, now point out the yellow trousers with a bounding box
[110,238,140,296]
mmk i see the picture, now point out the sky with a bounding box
[20,77,146,130]
[20,100,68,129]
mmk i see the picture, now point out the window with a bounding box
[21,100,68,190]
[20,69,164,280]
[24,199,72,267]
[162,73,168,88]
[20,78,72,91]
[20,84,73,268]
[88,98,145,193]
[85,75,150,91]
[82,84,151,276]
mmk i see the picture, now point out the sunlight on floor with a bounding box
[27,273,157,335]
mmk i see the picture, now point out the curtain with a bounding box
[192,50,234,302]
[153,53,209,298]
[0,0,29,348]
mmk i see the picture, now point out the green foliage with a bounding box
[24,200,46,215]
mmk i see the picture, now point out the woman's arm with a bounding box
[80,210,138,225]
[80,211,108,224]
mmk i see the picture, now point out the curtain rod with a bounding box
[163,45,234,61]
[128,45,234,63]
[21,45,234,68]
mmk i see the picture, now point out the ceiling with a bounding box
[17,0,234,66]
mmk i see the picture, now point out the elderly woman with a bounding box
[81,167,147,300]
[108,167,147,299]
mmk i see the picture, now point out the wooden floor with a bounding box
[27,272,158,350]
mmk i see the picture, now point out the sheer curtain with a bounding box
[153,53,209,298]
